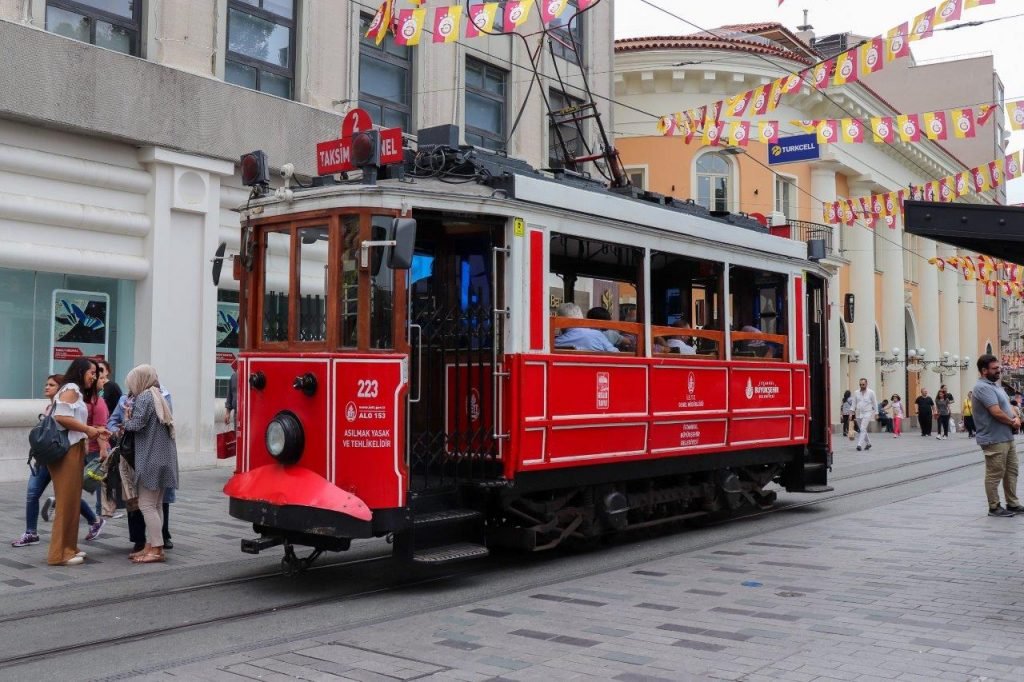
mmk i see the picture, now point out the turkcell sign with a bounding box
[768,133,820,166]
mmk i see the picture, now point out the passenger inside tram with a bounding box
[553,303,619,352]
[587,306,636,351]
[653,318,697,355]
[729,266,788,361]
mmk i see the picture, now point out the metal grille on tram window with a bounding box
[298,226,329,342]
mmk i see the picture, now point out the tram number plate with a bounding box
[357,379,379,398]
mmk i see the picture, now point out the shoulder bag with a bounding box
[27,402,70,472]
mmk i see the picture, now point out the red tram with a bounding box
[220,124,833,571]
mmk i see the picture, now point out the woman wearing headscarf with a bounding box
[123,365,179,564]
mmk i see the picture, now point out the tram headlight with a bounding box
[265,411,304,465]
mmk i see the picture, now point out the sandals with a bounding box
[131,552,165,564]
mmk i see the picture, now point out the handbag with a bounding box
[119,431,136,468]
[27,402,70,472]
[83,457,106,493]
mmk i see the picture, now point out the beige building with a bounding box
[0,0,612,482]
[613,23,1005,430]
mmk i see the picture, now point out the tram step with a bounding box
[413,542,490,565]
[413,509,482,527]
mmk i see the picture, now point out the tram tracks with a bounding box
[0,448,984,675]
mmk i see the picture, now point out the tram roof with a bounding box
[904,201,1024,265]
[246,170,810,263]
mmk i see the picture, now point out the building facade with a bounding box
[0,0,612,481]
[613,23,1005,429]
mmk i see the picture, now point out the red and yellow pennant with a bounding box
[504,0,534,29]
[465,3,499,38]
[432,5,462,43]
[393,8,427,46]
[365,0,394,45]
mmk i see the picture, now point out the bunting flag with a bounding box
[394,8,427,45]
[465,3,499,38]
[834,50,858,86]
[432,5,462,43]
[842,118,865,143]
[923,110,948,140]
[860,36,885,75]
[954,170,971,197]
[938,176,953,202]
[577,0,597,8]
[539,0,568,24]
[365,0,394,45]
[952,108,976,139]
[886,22,911,62]
[726,91,752,118]
[655,0,999,132]
[897,114,921,142]
[859,197,876,228]
[934,0,963,23]
[1006,151,1022,181]
[871,117,896,143]
[977,104,997,126]
[910,8,936,41]
[757,121,780,144]
[504,0,534,29]
[816,119,838,144]
[727,121,751,146]
[989,159,1004,188]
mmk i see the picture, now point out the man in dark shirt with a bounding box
[915,388,935,437]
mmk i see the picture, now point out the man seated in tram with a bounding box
[587,306,635,352]
[554,302,619,352]
[654,318,697,355]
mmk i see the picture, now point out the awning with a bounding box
[903,201,1024,264]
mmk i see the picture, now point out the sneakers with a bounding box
[989,506,1016,518]
[1006,505,1024,513]
[11,532,40,547]
[85,518,106,541]
[61,556,84,566]
[856,446,862,451]
[865,444,872,450]
[41,497,54,522]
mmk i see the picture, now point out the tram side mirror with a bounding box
[211,242,227,286]
[389,218,416,270]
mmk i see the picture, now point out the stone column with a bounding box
[959,251,980,399]
[916,239,942,400]
[846,182,877,397]
[879,215,906,403]
[137,147,235,470]
[810,164,841,430]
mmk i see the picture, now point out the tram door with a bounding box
[804,273,832,486]
[406,215,505,492]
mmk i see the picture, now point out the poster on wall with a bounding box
[50,289,109,375]
[216,301,240,380]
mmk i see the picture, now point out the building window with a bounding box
[225,0,296,99]
[45,0,141,55]
[549,0,584,64]
[465,58,507,151]
[626,167,646,190]
[696,153,731,212]
[359,13,412,130]
[549,89,586,169]
[775,176,796,218]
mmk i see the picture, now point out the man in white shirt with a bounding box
[853,377,878,451]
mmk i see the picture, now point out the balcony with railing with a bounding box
[768,220,836,258]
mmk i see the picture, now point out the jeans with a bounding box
[85,451,103,516]
[25,461,97,534]
[938,414,951,437]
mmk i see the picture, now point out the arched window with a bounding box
[696,153,731,212]
[874,325,881,353]
[839,320,848,348]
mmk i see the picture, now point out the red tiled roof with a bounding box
[615,31,814,65]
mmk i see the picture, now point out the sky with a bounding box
[612,0,1024,201]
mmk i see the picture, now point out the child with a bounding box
[890,394,903,437]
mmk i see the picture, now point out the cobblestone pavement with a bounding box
[5,435,1024,681]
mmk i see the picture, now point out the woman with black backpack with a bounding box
[48,358,109,566]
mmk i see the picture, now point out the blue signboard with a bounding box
[768,133,820,166]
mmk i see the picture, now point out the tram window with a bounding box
[548,233,641,354]
[729,266,788,361]
[339,217,359,348]
[297,226,329,342]
[262,230,291,343]
[369,216,394,349]
[649,252,724,358]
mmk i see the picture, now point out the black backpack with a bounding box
[27,403,70,473]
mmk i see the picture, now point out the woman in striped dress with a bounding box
[123,365,179,564]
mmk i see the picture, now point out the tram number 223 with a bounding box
[356,379,380,398]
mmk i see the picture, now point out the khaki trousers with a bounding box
[983,440,1020,510]
[47,441,85,565]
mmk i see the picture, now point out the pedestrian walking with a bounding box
[853,377,877,452]
[963,392,976,437]
[224,362,238,428]
[877,400,892,433]
[971,354,1024,517]
[840,390,854,439]
[47,358,110,565]
[935,388,953,440]
[915,388,935,437]
[123,365,179,564]
[890,394,904,437]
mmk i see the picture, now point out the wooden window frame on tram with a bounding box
[246,208,409,355]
